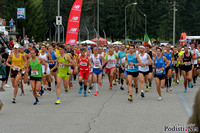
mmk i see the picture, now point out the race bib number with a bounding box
[108,61,115,65]
[141,65,146,68]
[156,68,163,74]
[59,63,65,68]
[185,62,191,66]
[80,62,87,66]
[13,66,20,71]
[94,62,100,67]
[174,60,177,64]
[128,65,134,69]
[31,70,38,75]
[22,71,25,74]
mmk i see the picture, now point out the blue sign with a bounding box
[17,8,26,19]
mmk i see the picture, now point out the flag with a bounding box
[65,0,83,45]
[143,32,152,46]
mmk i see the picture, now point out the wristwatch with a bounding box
[44,72,47,74]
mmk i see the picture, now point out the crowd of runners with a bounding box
[0,42,199,107]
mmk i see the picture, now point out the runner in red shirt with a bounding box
[77,48,92,97]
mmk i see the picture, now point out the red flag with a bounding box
[65,0,83,45]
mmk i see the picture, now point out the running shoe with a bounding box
[88,89,91,93]
[158,97,162,101]
[179,79,182,82]
[194,83,196,86]
[166,87,169,92]
[184,89,188,93]
[70,83,73,88]
[20,91,25,96]
[0,88,5,91]
[191,84,194,88]
[135,88,138,94]
[169,87,172,91]
[91,84,94,89]
[188,82,191,88]
[30,88,32,92]
[65,87,70,92]
[84,92,87,97]
[99,83,102,86]
[109,85,113,90]
[120,86,124,90]
[0,101,3,111]
[55,99,61,105]
[145,86,149,92]
[112,80,115,84]
[128,96,133,102]
[12,98,16,104]
[74,80,76,84]
[141,92,145,98]
[33,100,39,105]
[4,84,10,88]
[78,87,83,94]
[40,89,44,96]
[47,87,51,91]
[94,91,99,96]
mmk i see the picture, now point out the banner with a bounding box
[17,8,26,19]
[65,0,83,45]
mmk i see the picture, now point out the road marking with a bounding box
[176,87,192,117]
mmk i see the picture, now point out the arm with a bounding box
[47,53,53,63]
[135,55,142,66]
[147,54,153,66]
[22,54,27,69]
[66,54,74,67]
[6,54,13,68]
[180,54,184,65]
[191,53,194,65]
[163,56,170,69]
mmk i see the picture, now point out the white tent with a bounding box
[112,41,122,45]
[81,40,97,45]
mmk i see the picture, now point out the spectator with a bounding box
[13,38,18,45]
[9,38,14,48]
[29,36,35,43]
[9,18,14,31]
[0,18,3,26]
[0,58,7,91]
[4,29,8,36]
[3,19,6,26]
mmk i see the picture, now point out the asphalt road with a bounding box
[0,75,199,133]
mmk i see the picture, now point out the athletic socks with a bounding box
[165,78,169,87]
[84,85,87,92]
[169,78,172,87]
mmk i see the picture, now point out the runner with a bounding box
[92,47,104,96]
[173,46,180,84]
[145,45,155,87]
[104,48,119,90]
[163,45,174,92]
[177,46,184,80]
[48,45,58,86]
[180,45,194,93]
[154,47,170,101]
[77,48,92,97]
[190,43,199,86]
[6,44,27,103]
[118,44,126,90]
[19,46,29,96]
[50,44,74,104]
[125,45,142,102]
[39,45,53,91]
[27,48,47,105]
[138,46,153,97]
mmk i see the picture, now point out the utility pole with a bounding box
[173,1,177,45]
[57,0,60,43]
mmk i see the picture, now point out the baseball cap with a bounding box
[14,44,19,49]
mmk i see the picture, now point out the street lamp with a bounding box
[144,14,147,33]
[125,2,137,40]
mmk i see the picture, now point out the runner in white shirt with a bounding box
[138,46,153,97]
[104,48,119,90]
[190,43,199,85]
